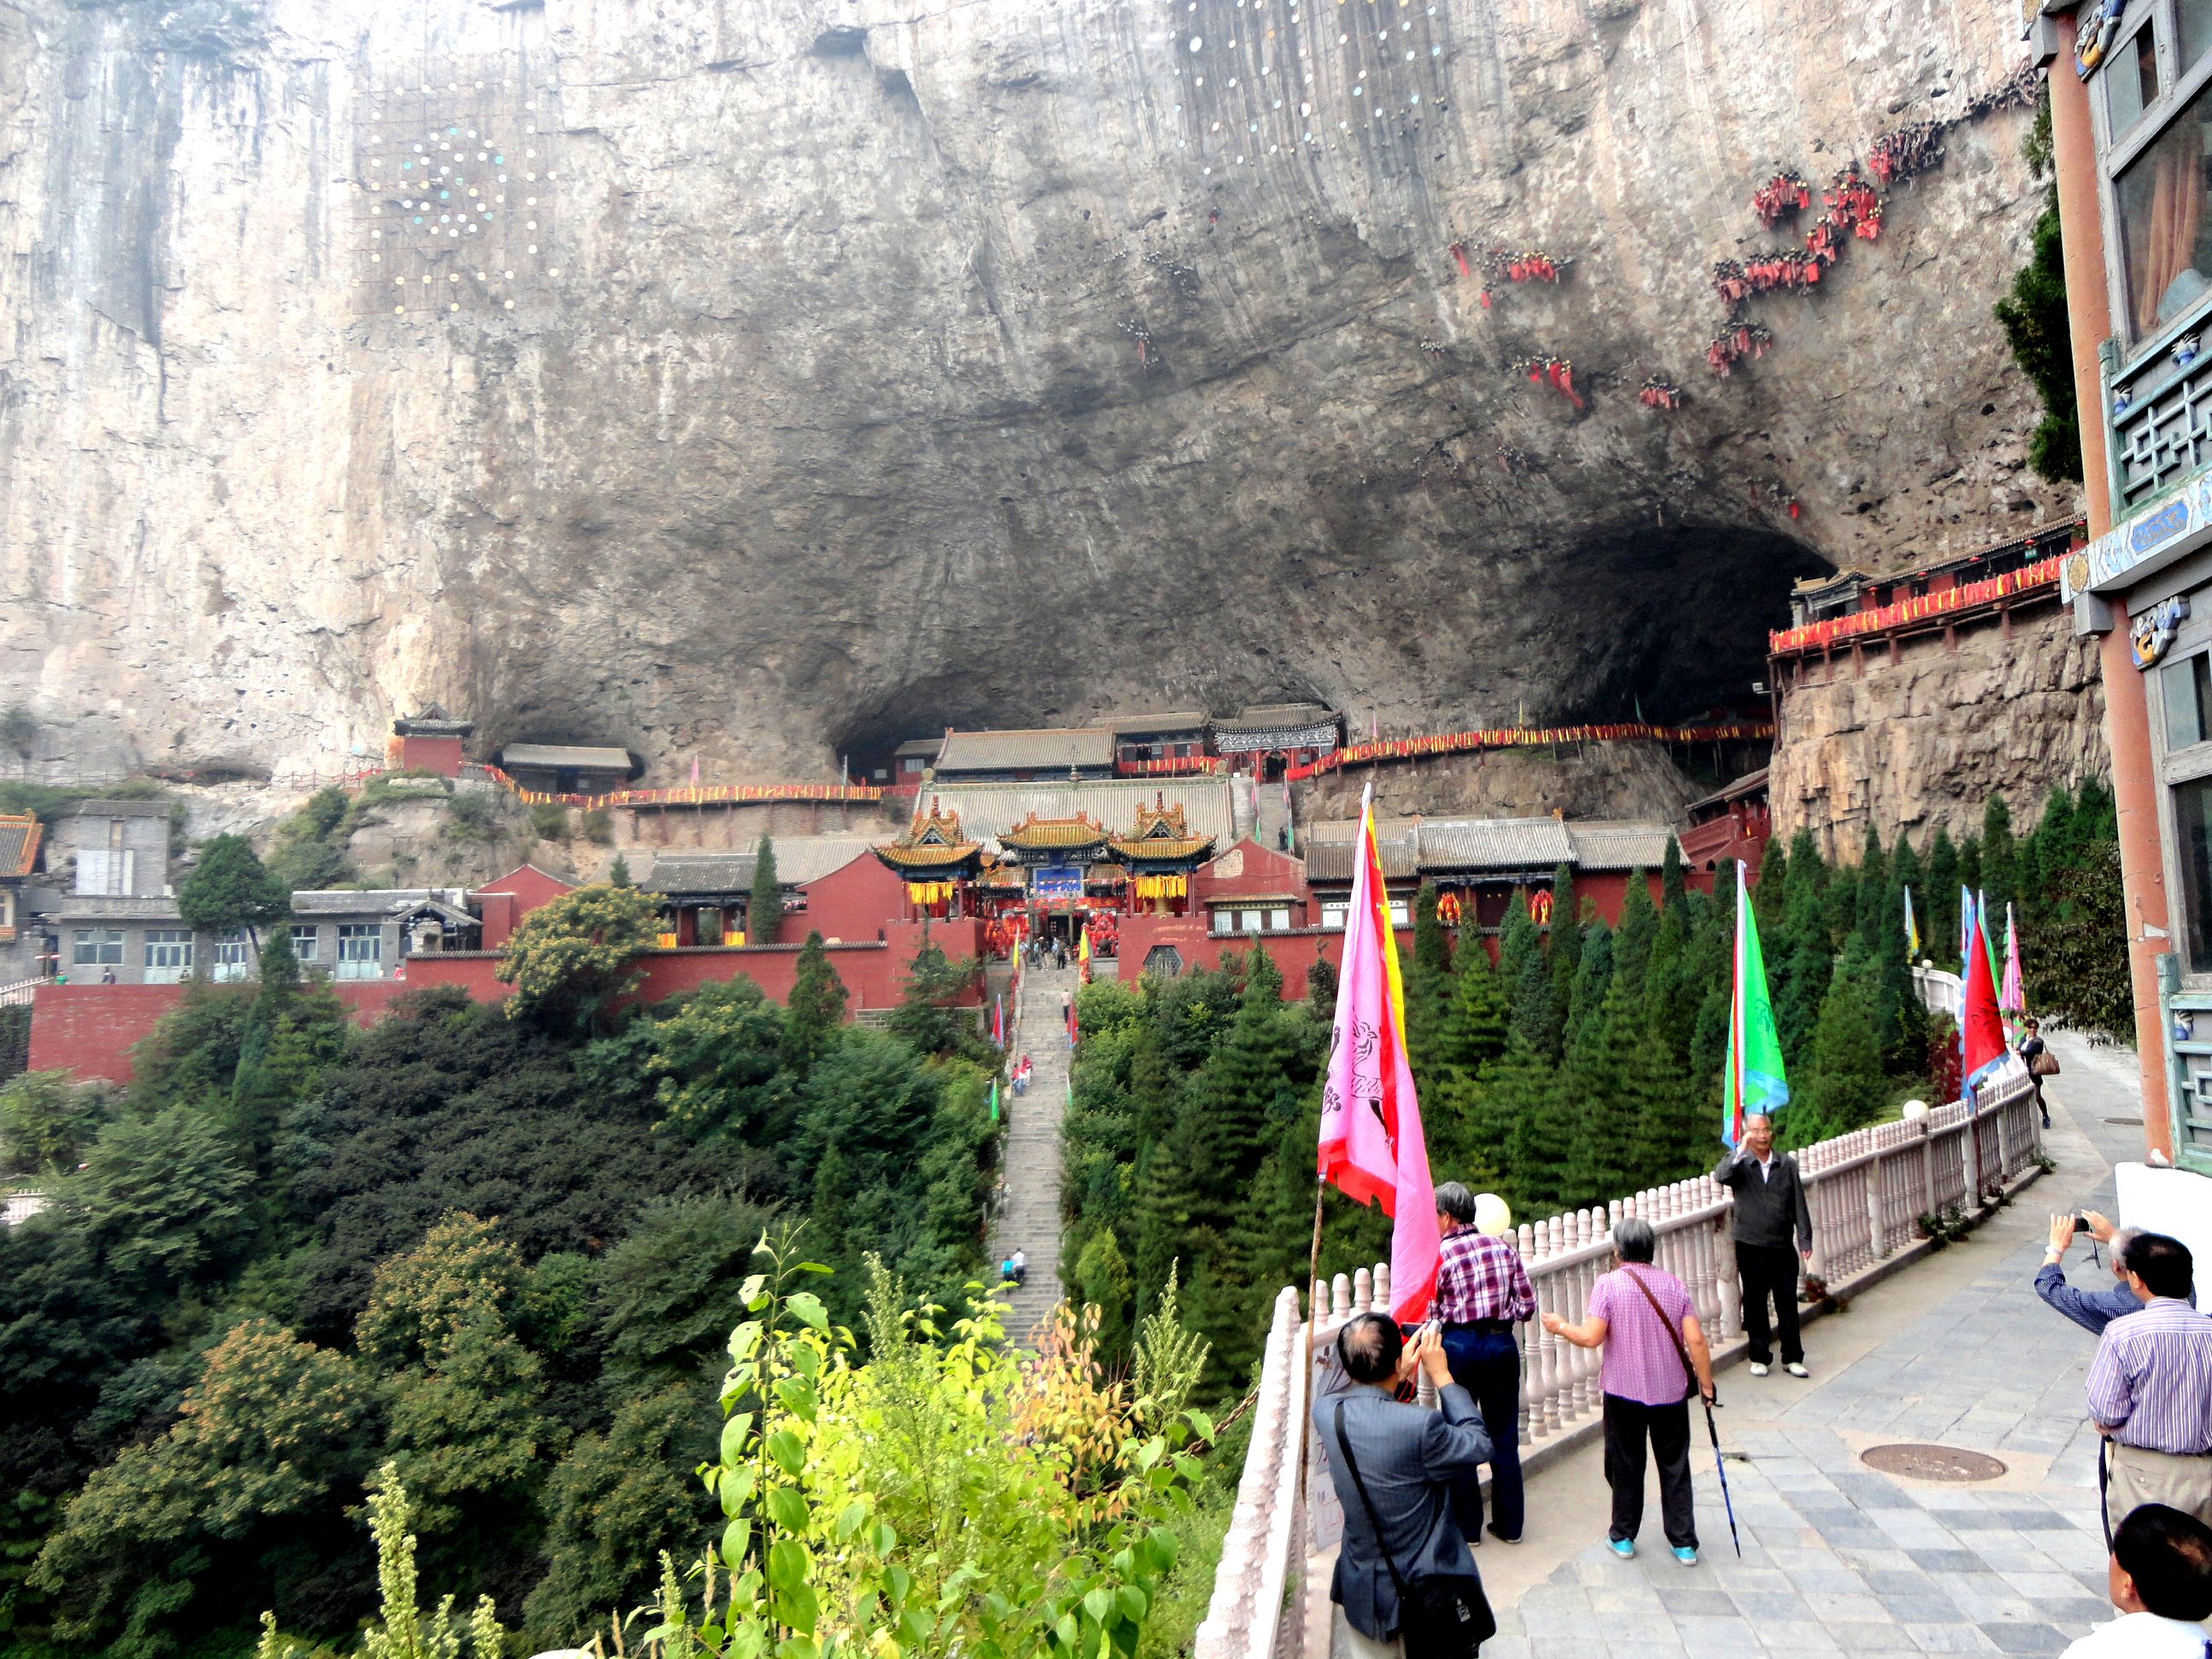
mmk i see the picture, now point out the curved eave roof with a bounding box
[1109,835,1217,863]
[873,842,982,873]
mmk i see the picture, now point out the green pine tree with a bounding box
[782,931,848,1078]
[1755,835,1790,934]
[608,853,633,888]
[748,835,781,946]
[1563,918,1614,1062]
[1440,927,1511,1073]
[1545,864,1580,1061]
[1661,837,1687,911]
[1500,892,1557,1059]
[1796,943,1886,1142]
[1615,873,1657,1002]
[1928,824,1960,958]
[1499,1034,1571,1220]
[2075,775,2116,841]
[1407,882,1453,1086]
[1982,794,2017,923]
[1854,821,1889,952]
[1559,977,1650,1208]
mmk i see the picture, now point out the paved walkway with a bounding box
[987,961,1077,1342]
[1482,1033,2173,1658]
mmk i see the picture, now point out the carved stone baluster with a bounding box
[1543,1214,1568,1436]
[1353,1266,1371,1313]
[1373,1260,1391,1314]
[1330,1272,1351,1321]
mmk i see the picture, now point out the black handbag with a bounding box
[1332,1399,1496,1658]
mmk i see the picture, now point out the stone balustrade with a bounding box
[1193,1063,2042,1659]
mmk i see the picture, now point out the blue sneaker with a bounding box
[1609,1537,1635,1559]
[1673,1546,1699,1566]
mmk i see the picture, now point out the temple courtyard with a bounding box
[1470,1031,2151,1657]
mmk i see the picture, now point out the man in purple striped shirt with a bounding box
[2087,1232,2212,1529]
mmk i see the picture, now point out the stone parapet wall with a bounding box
[1768,602,2106,853]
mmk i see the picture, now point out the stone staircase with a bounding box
[1253,776,1291,852]
[989,961,1078,1344]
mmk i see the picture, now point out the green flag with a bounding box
[1723,859,1789,1146]
[989,1079,999,1124]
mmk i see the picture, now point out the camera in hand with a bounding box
[2071,1213,2095,1237]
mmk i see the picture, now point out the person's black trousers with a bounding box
[1736,1240,1803,1365]
[1440,1323,1524,1541]
[1603,1394,1697,1548]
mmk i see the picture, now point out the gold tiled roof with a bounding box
[873,796,982,875]
[1109,833,1215,862]
[1001,812,1110,851]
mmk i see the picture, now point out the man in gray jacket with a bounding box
[1313,1314,1493,1658]
[1713,1113,1816,1378]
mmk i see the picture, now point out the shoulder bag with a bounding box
[1331,1398,1495,1659]
[1620,1266,1705,1404]
[2030,1050,2061,1077]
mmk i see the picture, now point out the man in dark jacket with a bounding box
[1713,1113,1815,1378]
[1313,1314,1491,1658]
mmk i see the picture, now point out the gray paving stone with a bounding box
[1899,1626,1999,1654]
[1975,1624,2067,1656]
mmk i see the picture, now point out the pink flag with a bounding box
[1318,785,1441,1321]
[690,754,701,785]
[2000,903,2025,1016]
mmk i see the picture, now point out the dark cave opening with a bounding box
[1556,519,1829,726]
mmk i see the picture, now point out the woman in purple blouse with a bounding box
[1541,1217,1718,1565]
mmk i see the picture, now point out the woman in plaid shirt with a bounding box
[1432,1182,1537,1545]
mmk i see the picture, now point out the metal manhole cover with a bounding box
[1861,1443,2008,1482]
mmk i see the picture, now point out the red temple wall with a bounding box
[396,735,466,777]
[26,981,416,1086]
[795,853,907,945]
[26,918,987,1086]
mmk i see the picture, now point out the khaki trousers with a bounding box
[1342,1621,1404,1659]
[2108,1441,2212,1530]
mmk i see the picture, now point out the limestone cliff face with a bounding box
[1767,606,2107,851]
[0,0,2073,783]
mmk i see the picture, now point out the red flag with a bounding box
[1317,786,1441,1320]
[1960,902,2007,1090]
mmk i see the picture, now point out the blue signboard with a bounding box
[1033,864,1082,899]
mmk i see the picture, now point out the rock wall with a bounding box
[1296,738,1716,826]
[0,0,2075,783]
[1768,604,2108,854]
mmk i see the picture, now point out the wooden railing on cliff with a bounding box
[1193,1063,2041,1659]
[1283,720,1773,783]
[1767,553,2065,658]
[458,764,885,812]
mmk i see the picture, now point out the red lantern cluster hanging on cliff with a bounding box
[1821,165,1883,243]
[1510,353,1584,408]
[1750,171,1813,228]
[1711,249,1824,303]
[1638,377,1683,410]
[1705,315,1774,377]
[1463,244,1571,307]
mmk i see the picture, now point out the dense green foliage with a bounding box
[1993,190,2081,485]
[1062,783,2122,1393]
[750,835,782,946]
[0,919,999,1655]
[178,835,291,944]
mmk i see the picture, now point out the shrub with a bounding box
[530,801,571,841]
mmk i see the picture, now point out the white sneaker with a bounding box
[1785,1362,1810,1379]
[1748,1362,1770,1377]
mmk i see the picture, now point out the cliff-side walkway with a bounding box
[1477,1033,2151,1658]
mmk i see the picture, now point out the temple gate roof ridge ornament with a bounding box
[1108,791,1218,867]
[873,795,984,877]
[998,810,1112,853]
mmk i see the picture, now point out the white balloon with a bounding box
[1474,1192,1513,1237]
